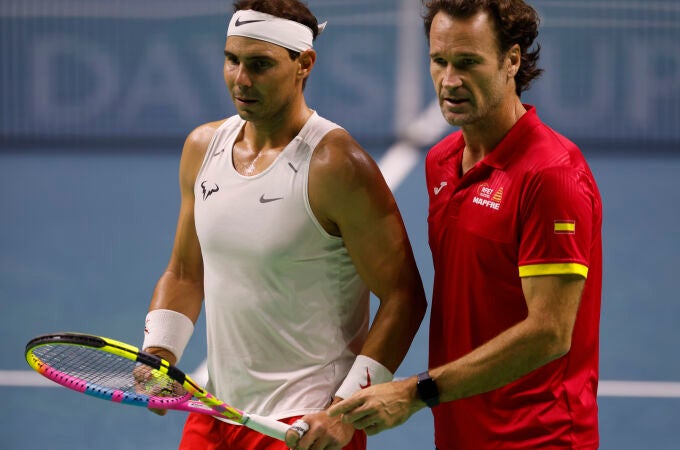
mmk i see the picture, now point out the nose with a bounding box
[225,61,252,88]
[441,66,463,90]
[234,64,252,87]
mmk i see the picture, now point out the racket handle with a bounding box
[243,413,290,441]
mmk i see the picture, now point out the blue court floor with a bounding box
[1,149,679,449]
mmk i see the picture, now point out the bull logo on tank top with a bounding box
[201,180,220,200]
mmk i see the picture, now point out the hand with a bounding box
[326,378,421,436]
[285,401,356,450]
[134,347,180,416]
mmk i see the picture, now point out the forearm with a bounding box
[143,270,204,364]
[148,269,204,322]
[430,318,569,403]
[361,289,426,373]
[333,284,425,402]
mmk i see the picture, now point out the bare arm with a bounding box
[328,274,585,435]
[310,129,427,372]
[288,130,427,449]
[144,122,220,365]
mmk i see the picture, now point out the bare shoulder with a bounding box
[309,128,393,235]
[182,120,224,161]
[311,128,381,183]
[179,120,225,188]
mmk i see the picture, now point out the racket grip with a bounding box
[243,414,290,441]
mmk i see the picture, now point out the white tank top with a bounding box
[194,112,369,419]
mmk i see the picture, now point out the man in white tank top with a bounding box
[141,1,427,449]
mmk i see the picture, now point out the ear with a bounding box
[297,49,316,80]
[506,43,521,79]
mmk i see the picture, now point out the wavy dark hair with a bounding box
[422,0,543,96]
[233,0,320,60]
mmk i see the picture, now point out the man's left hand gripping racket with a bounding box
[25,332,291,440]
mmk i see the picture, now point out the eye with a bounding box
[249,59,273,73]
[431,56,447,67]
[224,53,238,66]
[456,57,478,69]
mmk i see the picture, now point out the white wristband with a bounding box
[142,309,194,364]
[335,355,393,400]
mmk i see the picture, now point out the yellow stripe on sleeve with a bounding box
[519,263,588,278]
[554,221,575,233]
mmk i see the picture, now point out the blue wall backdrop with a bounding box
[1,0,679,148]
[1,1,679,450]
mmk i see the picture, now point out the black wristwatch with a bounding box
[416,371,440,407]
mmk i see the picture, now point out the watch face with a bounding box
[417,371,439,407]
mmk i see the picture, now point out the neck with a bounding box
[243,99,313,152]
[461,98,526,173]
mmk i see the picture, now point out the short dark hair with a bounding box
[422,0,543,96]
[233,0,320,61]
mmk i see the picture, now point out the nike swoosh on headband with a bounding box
[235,18,266,27]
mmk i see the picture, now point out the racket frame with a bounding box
[25,332,290,440]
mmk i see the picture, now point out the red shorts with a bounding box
[179,412,367,450]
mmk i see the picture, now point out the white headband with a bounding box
[227,9,326,52]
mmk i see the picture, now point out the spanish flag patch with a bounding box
[554,220,576,234]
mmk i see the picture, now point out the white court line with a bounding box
[597,380,680,398]
[3,370,680,398]
[378,99,450,190]
[2,371,55,387]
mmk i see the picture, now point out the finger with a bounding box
[326,397,364,417]
[340,408,373,425]
[284,428,300,449]
[350,414,383,430]
[285,419,309,448]
[364,423,383,436]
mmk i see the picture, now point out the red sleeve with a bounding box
[518,166,597,278]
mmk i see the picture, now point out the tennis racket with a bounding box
[25,332,291,440]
